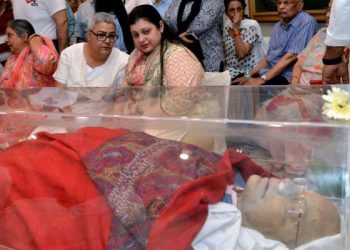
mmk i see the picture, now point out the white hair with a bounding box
[87,12,116,30]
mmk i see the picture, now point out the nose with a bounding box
[103,37,113,44]
[138,34,146,43]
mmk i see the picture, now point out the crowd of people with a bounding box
[0,0,348,88]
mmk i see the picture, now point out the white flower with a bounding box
[322,87,350,120]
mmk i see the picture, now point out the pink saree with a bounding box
[0,36,58,88]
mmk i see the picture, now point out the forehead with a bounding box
[130,19,157,32]
[228,1,243,9]
[5,26,17,34]
[91,22,116,33]
[278,0,299,7]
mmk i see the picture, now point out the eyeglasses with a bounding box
[89,30,117,42]
[279,178,308,248]
[277,0,299,6]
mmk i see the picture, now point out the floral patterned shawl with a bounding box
[124,41,203,87]
[81,129,275,249]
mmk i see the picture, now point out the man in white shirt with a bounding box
[54,12,128,87]
[322,0,350,83]
[12,0,68,53]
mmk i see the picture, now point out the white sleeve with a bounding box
[191,202,288,250]
[113,51,129,85]
[53,49,70,85]
[42,0,66,16]
[325,0,350,46]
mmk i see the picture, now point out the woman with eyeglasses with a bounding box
[54,12,129,87]
[0,19,58,88]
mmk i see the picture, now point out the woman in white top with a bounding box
[54,12,128,87]
[223,0,265,81]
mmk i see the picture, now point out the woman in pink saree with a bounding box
[0,19,58,88]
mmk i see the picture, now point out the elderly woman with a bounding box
[124,4,203,87]
[223,0,265,81]
[0,19,58,88]
[54,12,129,87]
[73,0,134,53]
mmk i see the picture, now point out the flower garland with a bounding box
[322,87,350,120]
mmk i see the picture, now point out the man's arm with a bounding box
[232,57,268,85]
[322,46,349,84]
[52,9,68,53]
[322,0,350,83]
[250,56,268,76]
[262,52,298,81]
[236,53,298,86]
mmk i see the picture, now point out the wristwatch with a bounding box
[260,74,268,82]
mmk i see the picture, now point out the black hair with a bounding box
[7,19,35,38]
[95,0,134,53]
[128,4,179,43]
[224,0,247,13]
[128,4,182,85]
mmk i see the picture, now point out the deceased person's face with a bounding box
[238,175,340,247]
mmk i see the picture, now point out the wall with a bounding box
[260,23,275,36]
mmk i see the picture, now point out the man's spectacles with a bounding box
[277,0,300,6]
[89,30,117,42]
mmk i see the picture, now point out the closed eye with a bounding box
[141,29,150,35]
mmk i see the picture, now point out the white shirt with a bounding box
[53,43,129,87]
[12,0,66,39]
[325,0,350,46]
[193,202,342,250]
[123,0,154,13]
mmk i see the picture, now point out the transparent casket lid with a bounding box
[0,85,349,249]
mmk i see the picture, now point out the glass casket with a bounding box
[0,85,349,250]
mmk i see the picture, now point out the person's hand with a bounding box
[245,78,265,86]
[239,78,265,86]
[179,31,194,44]
[322,62,349,84]
[28,34,45,52]
[232,76,247,85]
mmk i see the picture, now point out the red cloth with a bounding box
[0,127,128,250]
[0,127,276,250]
[148,149,276,250]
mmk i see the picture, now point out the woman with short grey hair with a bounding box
[54,12,129,87]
